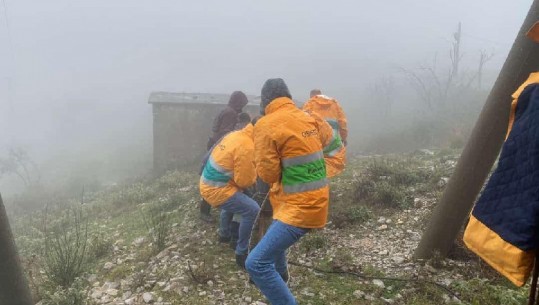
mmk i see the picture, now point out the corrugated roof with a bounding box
[148,91,260,105]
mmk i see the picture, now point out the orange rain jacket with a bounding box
[303,95,348,177]
[199,124,256,206]
[463,73,539,286]
[254,97,333,229]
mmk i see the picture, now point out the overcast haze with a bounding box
[0,0,533,193]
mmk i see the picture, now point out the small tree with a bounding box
[477,50,494,89]
[369,76,395,118]
[0,146,41,187]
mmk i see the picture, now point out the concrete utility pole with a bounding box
[0,193,34,305]
[415,0,539,259]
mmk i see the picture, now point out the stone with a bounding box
[156,249,169,259]
[143,292,153,303]
[124,298,135,305]
[104,262,115,270]
[392,256,405,264]
[372,279,385,289]
[419,149,434,155]
[377,225,388,231]
[133,237,145,246]
[90,290,103,299]
[122,291,132,300]
[106,288,119,296]
[353,290,365,299]
[438,177,449,187]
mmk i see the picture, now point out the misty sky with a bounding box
[0,0,533,159]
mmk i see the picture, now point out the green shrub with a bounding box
[366,159,424,186]
[87,232,112,261]
[44,210,88,288]
[371,181,413,208]
[330,204,372,228]
[452,279,527,305]
[141,204,172,253]
[41,278,90,305]
[300,231,328,252]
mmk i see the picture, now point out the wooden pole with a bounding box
[0,193,34,305]
[415,0,539,258]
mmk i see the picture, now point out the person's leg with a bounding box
[219,192,260,255]
[275,249,289,283]
[229,217,240,249]
[218,209,233,242]
[200,199,213,223]
[245,220,308,305]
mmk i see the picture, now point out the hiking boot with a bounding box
[229,238,238,250]
[199,213,214,223]
[218,235,231,243]
[236,253,247,269]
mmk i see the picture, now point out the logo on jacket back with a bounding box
[302,129,318,138]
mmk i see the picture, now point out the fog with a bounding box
[0,0,532,196]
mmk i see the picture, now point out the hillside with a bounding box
[11,150,528,305]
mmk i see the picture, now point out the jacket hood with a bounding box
[228,91,249,111]
[260,78,292,114]
[265,97,295,115]
[310,95,336,108]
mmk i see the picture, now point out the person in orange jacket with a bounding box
[303,89,348,177]
[199,113,260,268]
[246,78,332,305]
[200,91,250,223]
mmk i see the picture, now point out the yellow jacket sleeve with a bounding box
[302,100,314,113]
[336,102,348,142]
[254,122,281,184]
[233,139,256,189]
[308,111,333,148]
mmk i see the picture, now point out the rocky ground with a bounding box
[14,149,528,305]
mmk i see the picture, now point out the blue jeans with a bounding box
[219,211,239,240]
[246,220,309,305]
[218,192,260,255]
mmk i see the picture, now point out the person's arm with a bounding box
[219,109,238,134]
[302,100,313,113]
[309,111,333,148]
[211,111,222,133]
[233,140,256,189]
[254,122,281,184]
[336,102,348,144]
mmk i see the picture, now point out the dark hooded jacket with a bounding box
[207,91,249,150]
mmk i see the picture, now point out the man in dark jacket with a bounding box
[207,91,250,149]
[200,91,250,222]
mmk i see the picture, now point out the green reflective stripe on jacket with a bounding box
[323,129,343,155]
[283,178,328,194]
[202,157,232,185]
[281,152,327,194]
